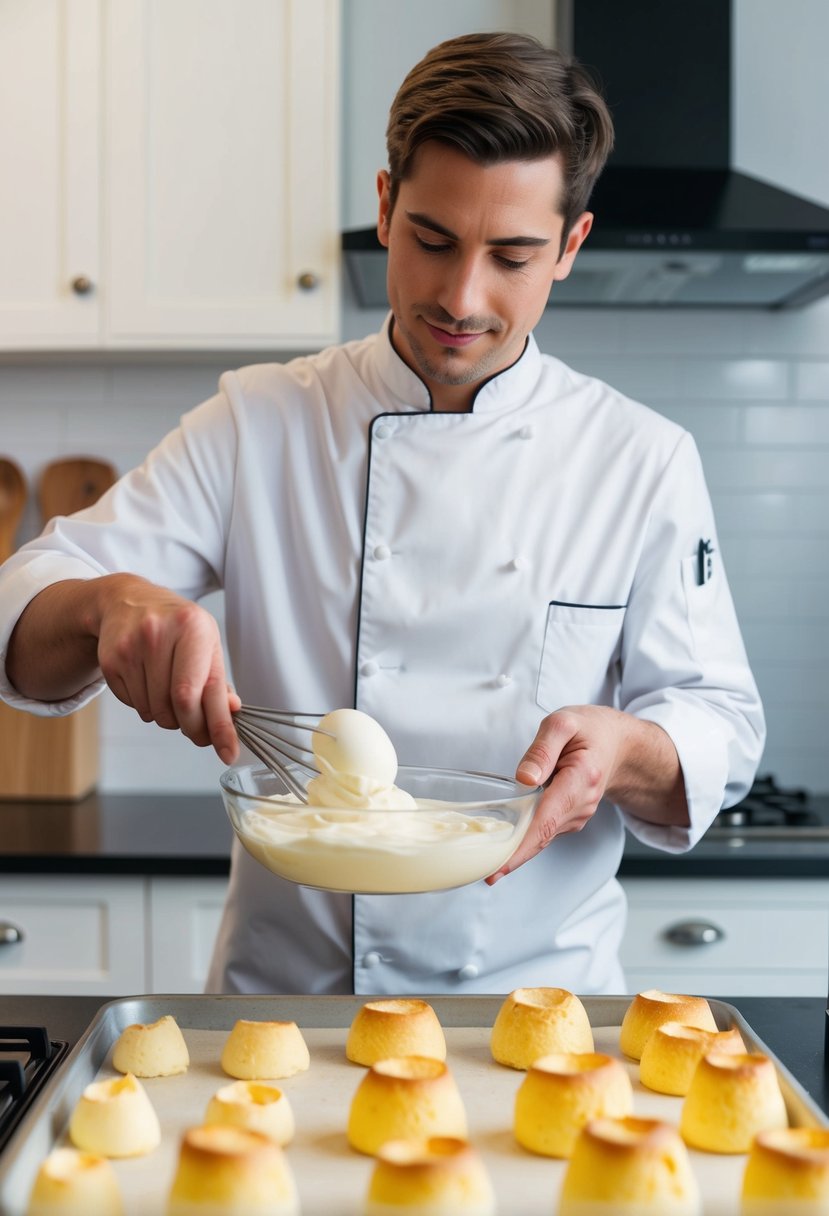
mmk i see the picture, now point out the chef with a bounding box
[0,32,764,995]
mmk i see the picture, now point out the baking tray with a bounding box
[0,995,825,1216]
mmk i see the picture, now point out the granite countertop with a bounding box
[1,791,828,878]
[1,994,826,1118]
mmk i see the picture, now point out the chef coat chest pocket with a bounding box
[535,601,625,712]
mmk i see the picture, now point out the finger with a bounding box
[201,662,240,765]
[167,622,218,745]
[130,612,181,729]
[515,715,570,786]
[487,769,584,882]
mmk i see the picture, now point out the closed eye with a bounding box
[495,254,530,271]
[415,234,451,255]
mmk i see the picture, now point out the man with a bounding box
[0,33,764,994]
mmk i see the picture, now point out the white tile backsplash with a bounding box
[2,300,828,794]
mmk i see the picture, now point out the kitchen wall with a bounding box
[1,0,827,794]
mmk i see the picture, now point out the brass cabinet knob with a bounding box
[71,275,94,295]
[297,271,320,291]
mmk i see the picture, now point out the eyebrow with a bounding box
[405,211,551,248]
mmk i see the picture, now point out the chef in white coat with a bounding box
[0,33,764,995]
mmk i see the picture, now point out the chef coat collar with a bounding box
[375,312,544,416]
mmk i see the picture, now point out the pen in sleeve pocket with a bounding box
[697,538,714,585]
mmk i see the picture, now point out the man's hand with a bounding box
[486,705,687,884]
[95,576,240,764]
[7,574,240,765]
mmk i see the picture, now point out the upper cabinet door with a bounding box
[0,0,101,346]
[105,0,340,348]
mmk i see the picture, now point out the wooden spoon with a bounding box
[0,457,27,562]
[39,456,117,523]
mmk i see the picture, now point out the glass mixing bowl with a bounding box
[219,763,542,894]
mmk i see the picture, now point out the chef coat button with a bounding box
[518,424,535,440]
[360,660,379,678]
[458,963,479,980]
[363,951,381,968]
[374,423,392,440]
[511,556,528,571]
[495,673,512,687]
[373,544,392,561]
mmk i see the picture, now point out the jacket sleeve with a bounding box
[616,431,765,851]
[0,388,238,715]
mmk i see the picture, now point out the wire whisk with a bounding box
[232,705,334,803]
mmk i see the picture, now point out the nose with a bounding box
[436,254,486,323]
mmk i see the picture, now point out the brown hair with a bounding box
[386,32,614,248]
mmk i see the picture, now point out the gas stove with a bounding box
[0,1028,69,1153]
[707,774,829,840]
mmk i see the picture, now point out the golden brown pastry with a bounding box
[559,1116,701,1214]
[680,1051,788,1153]
[490,987,593,1070]
[619,989,717,1060]
[514,1051,633,1158]
[220,1019,309,1079]
[347,998,446,1065]
[347,1056,467,1155]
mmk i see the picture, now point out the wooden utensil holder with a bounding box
[0,698,99,800]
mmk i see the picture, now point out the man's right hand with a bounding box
[7,574,240,764]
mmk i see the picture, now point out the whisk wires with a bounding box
[232,706,334,803]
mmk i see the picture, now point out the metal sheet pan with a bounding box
[0,995,825,1215]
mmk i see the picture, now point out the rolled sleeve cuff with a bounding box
[0,555,107,716]
[618,702,731,853]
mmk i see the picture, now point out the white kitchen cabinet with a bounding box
[0,0,101,345]
[0,0,340,352]
[0,876,145,996]
[620,877,829,997]
[148,877,228,993]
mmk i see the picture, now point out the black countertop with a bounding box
[1,792,827,878]
[1,994,827,1118]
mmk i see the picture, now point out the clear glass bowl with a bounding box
[219,763,542,894]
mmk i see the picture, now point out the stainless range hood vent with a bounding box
[343,0,829,309]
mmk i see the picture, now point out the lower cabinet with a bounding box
[619,877,829,997]
[148,877,228,994]
[0,875,228,996]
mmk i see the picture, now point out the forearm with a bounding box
[6,575,135,701]
[604,709,689,828]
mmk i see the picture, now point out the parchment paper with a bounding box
[38,1024,768,1215]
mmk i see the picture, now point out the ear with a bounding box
[376,170,392,249]
[551,212,594,282]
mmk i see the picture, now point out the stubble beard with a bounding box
[402,309,504,387]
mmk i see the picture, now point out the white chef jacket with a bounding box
[0,316,765,995]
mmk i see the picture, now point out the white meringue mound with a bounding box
[306,709,416,809]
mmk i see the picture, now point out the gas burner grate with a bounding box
[0,1027,69,1154]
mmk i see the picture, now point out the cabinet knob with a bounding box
[296,271,320,291]
[0,921,23,946]
[71,275,94,296]
[662,919,725,948]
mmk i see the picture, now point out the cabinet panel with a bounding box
[105,0,340,346]
[620,877,829,998]
[0,0,100,346]
[0,876,145,995]
[148,877,227,993]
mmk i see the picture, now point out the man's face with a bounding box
[376,142,592,410]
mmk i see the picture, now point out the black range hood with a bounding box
[344,0,829,309]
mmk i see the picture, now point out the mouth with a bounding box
[423,321,487,349]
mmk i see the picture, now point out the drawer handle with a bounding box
[0,921,23,946]
[663,920,725,948]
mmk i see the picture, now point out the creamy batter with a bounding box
[233,708,524,893]
[234,800,518,893]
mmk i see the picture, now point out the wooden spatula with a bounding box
[0,456,27,562]
[39,456,117,522]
